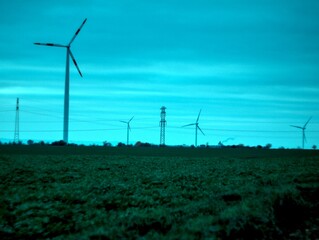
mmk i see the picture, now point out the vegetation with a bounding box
[0,146,318,239]
[1,139,276,150]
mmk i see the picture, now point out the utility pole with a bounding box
[14,98,19,144]
[160,106,166,146]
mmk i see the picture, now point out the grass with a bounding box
[0,146,319,239]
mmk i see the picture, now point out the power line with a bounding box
[20,110,63,119]
[1,126,318,134]
[17,109,124,126]
[1,128,125,133]
[201,128,314,133]
[3,107,319,125]
[0,110,15,113]
[166,126,319,133]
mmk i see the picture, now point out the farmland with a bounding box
[0,145,319,239]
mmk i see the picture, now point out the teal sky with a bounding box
[1,0,319,148]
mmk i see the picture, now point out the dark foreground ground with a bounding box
[0,146,318,239]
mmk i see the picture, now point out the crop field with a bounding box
[0,146,319,239]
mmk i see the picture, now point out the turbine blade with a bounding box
[128,124,131,132]
[129,116,134,123]
[182,123,196,127]
[68,18,87,46]
[304,116,312,128]
[290,125,303,129]
[222,138,234,144]
[196,109,202,123]
[34,43,66,47]
[69,50,82,77]
[197,125,205,136]
[120,121,127,124]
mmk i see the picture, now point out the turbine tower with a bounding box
[182,109,205,147]
[14,98,19,144]
[160,106,167,146]
[290,117,312,149]
[34,18,87,143]
[120,116,134,145]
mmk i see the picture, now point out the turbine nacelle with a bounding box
[120,116,134,145]
[120,116,134,130]
[34,19,87,143]
[290,125,304,130]
[182,109,205,147]
[34,18,87,78]
[290,117,312,149]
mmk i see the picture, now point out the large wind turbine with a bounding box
[182,110,205,147]
[290,117,312,149]
[34,18,87,143]
[120,116,134,145]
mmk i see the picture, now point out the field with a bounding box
[1,146,319,239]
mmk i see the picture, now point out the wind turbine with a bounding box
[120,116,134,145]
[34,18,87,143]
[182,110,205,147]
[290,117,312,149]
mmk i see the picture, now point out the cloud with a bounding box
[0,86,62,96]
[0,0,319,147]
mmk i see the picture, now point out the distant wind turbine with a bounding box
[182,110,205,147]
[222,138,235,144]
[120,116,134,145]
[34,18,87,143]
[290,117,312,149]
